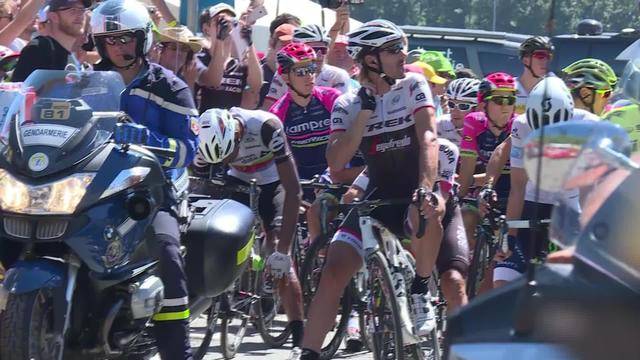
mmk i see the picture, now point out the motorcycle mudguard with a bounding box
[3,259,67,294]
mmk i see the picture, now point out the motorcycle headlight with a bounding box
[100,167,150,200]
[0,169,95,214]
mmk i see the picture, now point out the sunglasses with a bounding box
[531,51,553,60]
[447,101,474,111]
[161,43,192,53]
[486,95,516,106]
[103,34,136,46]
[55,6,86,13]
[380,42,404,55]
[593,88,612,99]
[312,47,328,56]
[291,63,318,77]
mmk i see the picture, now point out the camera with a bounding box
[320,0,364,10]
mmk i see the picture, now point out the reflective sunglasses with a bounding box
[531,51,553,60]
[380,42,404,55]
[486,95,516,106]
[594,88,612,99]
[55,6,87,14]
[312,46,328,56]
[291,63,318,77]
[447,101,474,111]
[161,42,192,53]
[103,33,136,46]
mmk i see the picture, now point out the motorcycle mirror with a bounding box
[523,121,634,192]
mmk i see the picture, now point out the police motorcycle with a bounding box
[444,119,640,360]
[0,70,255,360]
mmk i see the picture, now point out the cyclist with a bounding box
[269,42,364,241]
[562,58,617,116]
[437,77,481,148]
[603,59,639,152]
[420,50,456,82]
[262,24,353,110]
[494,76,600,287]
[348,137,469,311]
[515,36,555,114]
[194,107,306,348]
[90,0,199,358]
[458,73,516,276]
[297,20,444,360]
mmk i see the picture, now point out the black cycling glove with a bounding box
[358,87,376,112]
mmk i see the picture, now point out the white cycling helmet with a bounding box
[91,0,154,59]
[198,108,237,164]
[293,24,330,45]
[526,76,574,130]
[446,78,481,104]
[346,19,404,60]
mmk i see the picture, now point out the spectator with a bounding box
[420,50,457,81]
[35,5,51,37]
[196,3,262,111]
[12,0,90,81]
[326,34,357,78]
[268,12,301,36]
[0,0,47,49]
[154,25,204,94]
[406,48,426,64]
[0,0,25,50]
[455,67,478,79]
[258,23,294,107]
[407,61,448,117]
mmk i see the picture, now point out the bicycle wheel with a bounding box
[254,268,292,347]
[221,266,258,359]
[466,229,490,300]
[364,251,405,360]
[299,235,353,360]
[192,300,220,360]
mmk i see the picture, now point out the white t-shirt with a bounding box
[266,63,353,102]
[436,113,463,148]
[510,108,600,205]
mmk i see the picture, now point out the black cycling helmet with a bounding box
[519,36,555,59]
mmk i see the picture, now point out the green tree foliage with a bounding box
[349,0,640,35]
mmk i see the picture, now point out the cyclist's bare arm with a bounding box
[414,106,438,189]
[506,167,527,236]
[484,136,511,188]
[275,156,302,253]
[458,155,477,198]
[326,110,371,170]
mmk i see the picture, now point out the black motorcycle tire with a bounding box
[0,290,62,360]
[299,235,353,360]
[366,251,405,360]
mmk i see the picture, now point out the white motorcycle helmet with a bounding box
[91,0,154,61]
[198,109,237,164]
[526,76,575,130]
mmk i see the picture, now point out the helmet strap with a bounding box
[363,51,396,86]
[111,56,140,70]
[524,58,542,79]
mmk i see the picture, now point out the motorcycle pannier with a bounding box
[185,199,256,297]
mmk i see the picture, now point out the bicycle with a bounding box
[330,192,435,360]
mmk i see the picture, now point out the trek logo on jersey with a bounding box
[375,135,411,153]
[366,114,412,133]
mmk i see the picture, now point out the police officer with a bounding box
[90,0,198,358]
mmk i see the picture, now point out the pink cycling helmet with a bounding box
[277,42,317,75]
[478,72,516,103]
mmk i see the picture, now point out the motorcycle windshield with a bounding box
[4,70,125,177]
[546,131,640,289]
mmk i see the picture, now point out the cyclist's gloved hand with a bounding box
[193,152,209,168]
[358,86,376,112]
[217,18,232,40]
[114,123,149,145]
[478,185,497,217]
[266,251,292,280]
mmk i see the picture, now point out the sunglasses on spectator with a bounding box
[380,42,404,55]
[291,63,318,77]
[486,95,516,106]
[103,34,136,46]
[0,13,13,21]
[447,101,474,111]
[593,88,612,99]
[312,47,328,56]
[56,6,86,13]
[531,51,553,60]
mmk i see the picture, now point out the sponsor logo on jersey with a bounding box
[333,106,349,115]
[392,95,401,105]
[332,117,343,125]
[463,135,473,142]
[375,135,411,153]
[268,128,286,153]
[366,114,412,133]
[440,144,457,164]
[286,118,331,135]
[511,146,524,160]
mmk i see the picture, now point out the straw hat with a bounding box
[155,26,204,53]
